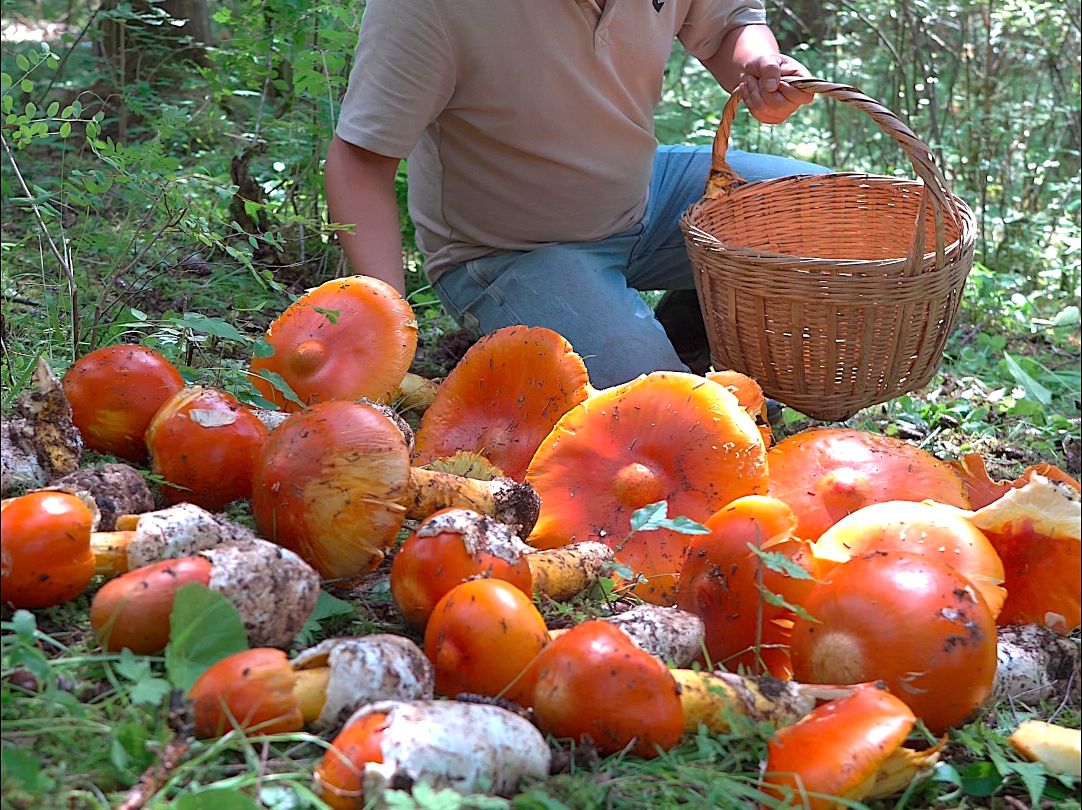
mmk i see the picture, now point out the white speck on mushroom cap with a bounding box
[336,699,551,801]
[416,509,531,565]
[203,539,320,648]
[292,635,434,732]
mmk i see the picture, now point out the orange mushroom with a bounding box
[789,551,997,733]
[424,578,550,706]
[249,275,434,412]
[705,369,773,447]
[146,386,269,511]
[767,428,971,541]
[1,490,96,609]
[189,648,308,738]
[942,474,1080,633]
[526,371,769,604]
[531,619,684,758]
[62,344,185,462]
[812,501,1007,619]
[677,532,820,678]
[411,326,592,481]
[189,636,434,738]
[948,452,1080,509]
[389,508,534,627]
[252,401,540,579]
[762,683,943,809]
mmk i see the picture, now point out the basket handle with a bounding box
[706,78,959,275]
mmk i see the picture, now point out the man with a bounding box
[325,0,827,389]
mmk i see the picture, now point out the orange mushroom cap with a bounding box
[249,276,418,412]
[189,648,304,739]
[525,372,769,604]
[762,683,917,810]
[146,386,269,512]
[62,344,185,462]
[767,428,971,541]
[948,452,1080,509]
[942,474,1081,633]
[412,326,592,481]
[789,550,997,733]
[0,491,96,609]
[251,400,411,579]
[531,619,684,758]
[705,369,773,447]
[389,508,534,628]
[813,501,1007,619]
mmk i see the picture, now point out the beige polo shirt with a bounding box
[336,0,766,281]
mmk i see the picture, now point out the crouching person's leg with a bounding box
[432,239,687,389]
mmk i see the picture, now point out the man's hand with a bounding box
[739,53,814,125]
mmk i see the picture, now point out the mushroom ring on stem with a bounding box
[252,401,540,579]
[526,371,769,605]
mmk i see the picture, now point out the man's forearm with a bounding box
[702,24,781,91]
[325,136,406,294]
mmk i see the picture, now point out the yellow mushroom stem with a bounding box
[864,738,947,799]
[525,542,614,601]
[405,467,539,537]
[672,669,853,733]
[390,373,441,413]
[294,667,332,724]
[89,531,137,576]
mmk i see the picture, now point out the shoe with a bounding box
[654,289,712,375]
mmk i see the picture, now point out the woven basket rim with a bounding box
[682,190,976,270]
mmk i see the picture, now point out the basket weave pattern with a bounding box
[680,79,976,422]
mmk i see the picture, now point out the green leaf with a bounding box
[16,54,29,72]
[251,369,306,409]
[1,748,42,794]
[11,609,36,640]
[313,306,340,325]
[294,590,356,648]
[745,544,819,581]
[172,312,248,341]
[58,121,71,138]
[252,337,276,358]
[20,79,33,93]
[165,583,249,693]
[756,585,819,624]
[629,501,710,535]
[1003,353,1052,405]
[46,101,59,117]
[173,789,262,810]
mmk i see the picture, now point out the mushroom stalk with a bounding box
[673,669,842,733]
[390,373,440,412]
[526,542,614,601]
[405,467,540,538]
[89,503,259,577]
[293,666,331,724]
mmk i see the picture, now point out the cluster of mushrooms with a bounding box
[2,275,1080,808]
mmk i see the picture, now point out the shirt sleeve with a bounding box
[335,0,456,159]
[678,0,768,60]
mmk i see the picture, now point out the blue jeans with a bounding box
[432,146,830,389]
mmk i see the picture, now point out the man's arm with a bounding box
[324,135,406,294]
[700,24,813,125]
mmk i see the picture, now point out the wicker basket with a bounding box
[680,78,976,422]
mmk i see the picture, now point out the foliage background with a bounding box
[0,0,1080,807]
